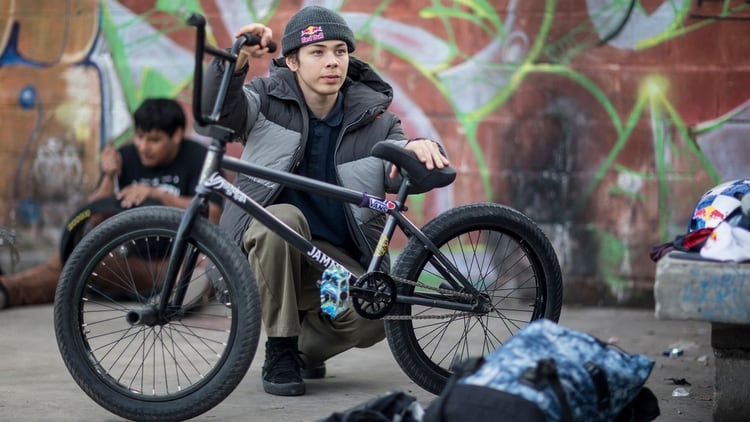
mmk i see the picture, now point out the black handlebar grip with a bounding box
[238,33,277,53]
[186,13,205,27]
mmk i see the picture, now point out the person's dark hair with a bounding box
[284,49,299,61]
[133,98,186,137]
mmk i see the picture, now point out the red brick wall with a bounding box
[1,0,749,305]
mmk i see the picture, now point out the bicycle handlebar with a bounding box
[238,33,278,53]
[186,12,277,128]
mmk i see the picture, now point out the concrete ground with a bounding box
[0,305,714,421]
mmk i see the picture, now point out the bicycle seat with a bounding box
[371,141,456,193]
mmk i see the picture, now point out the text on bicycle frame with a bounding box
[204,172,249,204]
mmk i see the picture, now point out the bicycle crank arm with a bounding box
[395,295,484,313]
[349,286,390,301]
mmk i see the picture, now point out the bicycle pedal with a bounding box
[319,264,350,318]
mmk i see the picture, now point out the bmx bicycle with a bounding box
[53,13,563,422]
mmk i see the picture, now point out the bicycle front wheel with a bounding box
[54,206,260,422]
[386,202,563,394]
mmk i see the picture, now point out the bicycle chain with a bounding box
[381,274,478,320]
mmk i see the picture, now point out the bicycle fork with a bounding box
[125,193,211,327]
[126,139,226,326]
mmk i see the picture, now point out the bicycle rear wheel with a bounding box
[54,206,260,422]
[386,202,563,395]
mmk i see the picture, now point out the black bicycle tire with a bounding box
[54,206,260,422]
[385,202,563,395]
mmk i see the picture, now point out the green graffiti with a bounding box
[407,0,557,201]
[94,0,743,298]
[535,65,719,238]
[421,0,506,38]
[588,224,629,290]
[155,0,202,16]
[100,0,279,112]
[508,0,734,293]
[101,1,197,109]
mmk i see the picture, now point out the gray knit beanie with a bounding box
[281,6,356,56]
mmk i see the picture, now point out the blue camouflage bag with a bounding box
[424,319,658,422]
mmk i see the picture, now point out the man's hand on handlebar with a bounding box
[234,24,275,71]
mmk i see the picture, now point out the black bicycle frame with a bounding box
[191,148,477,312]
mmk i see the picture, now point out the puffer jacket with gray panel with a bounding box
[202,55,417,269]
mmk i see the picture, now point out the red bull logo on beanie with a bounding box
[300,25,324,44]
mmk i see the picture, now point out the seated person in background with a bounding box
[0,97,222,309]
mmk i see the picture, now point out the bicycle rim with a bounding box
[55,208,259,421]
[79,236,235,398]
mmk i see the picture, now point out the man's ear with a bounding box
[285,55,298,72]
[172,127,184,143]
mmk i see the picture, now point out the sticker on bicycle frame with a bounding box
[204,172,249,204]
[319,264,350,318]
[368,197,396,213]
[374,236,389,257]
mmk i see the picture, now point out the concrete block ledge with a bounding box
[654,252,750,324]
[655,252,750,420]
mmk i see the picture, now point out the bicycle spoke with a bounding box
[73,238,236,399]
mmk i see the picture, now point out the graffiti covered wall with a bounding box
[0,0,748,305]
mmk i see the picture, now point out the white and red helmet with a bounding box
[689,179,750,232]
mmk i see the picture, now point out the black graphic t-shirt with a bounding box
[117,140,222,207]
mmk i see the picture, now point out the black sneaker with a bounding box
[262,337,305,396]
[301,362,326,379]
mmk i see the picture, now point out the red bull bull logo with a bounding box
[692,205,726,229]
[300,25,325,44]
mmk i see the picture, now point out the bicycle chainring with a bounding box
[351,271,397,320]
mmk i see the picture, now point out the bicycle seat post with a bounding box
[393,171,413,208]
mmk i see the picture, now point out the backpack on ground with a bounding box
[423,319,659,422]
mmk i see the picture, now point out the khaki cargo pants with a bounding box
[243,204,385,366]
